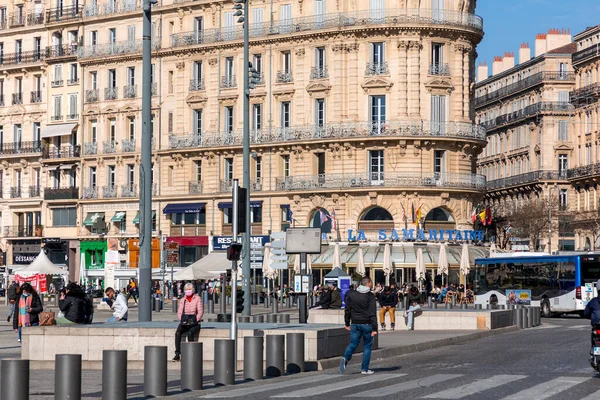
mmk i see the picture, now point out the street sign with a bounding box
[271,231,286,240]
[271,255,288,262]
[271,241,286,249]
[271,262,288,270]
[166,252,179,265]
[165,242,179,251]
[250,262,262,269]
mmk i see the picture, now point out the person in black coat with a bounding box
[378,286,398,330]
[12,283,43,342]
[58,283,87,324]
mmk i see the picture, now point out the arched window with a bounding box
[358,206,394,232]
[423,207,455,230]
[310,208,332,234]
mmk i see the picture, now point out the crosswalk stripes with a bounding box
[580,389,600,400]
[346,374,463,398]
[270,374,405,398]
[198,375,340,398]
[498,377,590,400]
[423,374,528,399]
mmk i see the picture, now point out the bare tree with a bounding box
[572,209,600,250]
[503,196,559,251]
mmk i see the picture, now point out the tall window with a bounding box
[282,155,290,177]
[127,66,135,86]
[13,124,22,147]
[32,122,40,143]
[109,119,116,142]
[315,99,325,128]
[279,4,292,33]
[91,120,97,143]
[431,43,444,74]
[315,0,326,25]
[251,8,263,36]
[225,158,234,180]
[128,116,135,140]
[193,61,202,87]
[431,0,445,21]
[252,104,262,130]
[370,0,385,21]
[107,165,115,187]
[369,150,384,183]
[193,110,202,136]
[434,150,446,174]
[127,164,135,186]
[252,54,262,75]
[225,57,234,80]
[195,160,202,183]
[282,51,291,73]
[558,154,568,173]
[559,189,568,209]
[68,93,77,119]
[90,71,97,90]
[281,101,291,129]
[371,42,384,67]
[255,156,262,182]
[127,25,135,42]
[89,166,97,188]
[109,28,116,44]
[52,95,62,119]
[558,120,569,141]
[315,46,326,72]
[431,95,446,135]
[225,106,234,133]
[108,69,116,88]
[370,95,386,134]
[69,63,78,83]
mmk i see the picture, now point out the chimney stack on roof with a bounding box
[519,43,531,64]
[535,33,547,57]
[503,52,515,71]
[492,56,504,76]
[477,61,489,82]
[546,28,571,52]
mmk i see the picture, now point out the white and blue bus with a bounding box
[473,253,600,317]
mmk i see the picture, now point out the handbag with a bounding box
[39,308,56,326]
[180,299,198,326]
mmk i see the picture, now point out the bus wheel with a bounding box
[541,299,552,318]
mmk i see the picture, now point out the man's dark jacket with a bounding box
[379,290,398,308]
[59,293,87,324]
[344,289,378,331]
[584,297,600,326]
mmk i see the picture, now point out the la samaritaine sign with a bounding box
[347,228,485,242]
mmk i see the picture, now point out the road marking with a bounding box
[580,389,600,400]
[270,374,405,398]
[424,375,527,399]
[499,377,589,400]
[346,374,462,397]
[198,375,340,398]
[567,325,589,330]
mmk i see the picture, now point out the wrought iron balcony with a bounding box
[567,162,600,180]
[100,0,138,16]
[44,187,79,200]
[484,102,574,132]
[51,114,63,122]
[78,39,161,59]
[429,63,450,76]
[169,133,202,149]
[85,89,99,103]
[68,78,79,85]
[365,62,389,76]
[0,141,42,155]
[10,187,22,198]
[83,142,98,155]
[121,184,137,198]
[46,5,82,24]
[189,79,204,91]
[12,93,23,105]
[121,139,136,152]
[51,80,64,87]
[103,185,117,198]
[310,67,328,80]
[570,83,600,107]
[42,145,81,159]
[105,87,117,100]
[276,71,293,83]
[83,186,99,199]
[4,226,36,238]
[67,113,79,120]
[27,13,44,26]
[103,141,116,154]
[29,185,41,197]
[9,14,25,28]
[486,170,568,191]
[220,75,236,88]
[151,82,157,96]
[251,178,262,191]
[276,172,486,191]
[123,85,137,98]
[84,4,99,17]
[573,43,600,65]
[45,44,78,58]
[30,91,42,103]
[189,181,202,194]
[219,179,234,193]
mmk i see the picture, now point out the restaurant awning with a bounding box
[41,123,78,139]
[133,210,156,224]
[83,212,105,226]
[218,200,263,209]
[111,211,126,222]
[162,202,206,214]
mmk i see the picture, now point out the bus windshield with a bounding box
[581,255,600,283]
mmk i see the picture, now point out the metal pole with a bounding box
[243,336,263,381]
[181,342,203,391]
[298,252,308,323]
[241,0,252,317]
[1,360,29,400]
[548,186,552,254]
[214,339,235,386]
[144,346,167,397]
[102,350,127,400]
[231,179,239,366]
[286,333,305,374]
[266,335,285,377]
[138,0,153,322]
[55,354,81,400]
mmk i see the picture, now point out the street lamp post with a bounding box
[548,186,553,255]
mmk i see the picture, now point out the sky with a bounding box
[475,0,600,66]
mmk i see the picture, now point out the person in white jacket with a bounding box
[105,287,128,322]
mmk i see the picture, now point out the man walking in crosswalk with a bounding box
[340,276,378,375]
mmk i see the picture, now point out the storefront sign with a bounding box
[13,253,37,265]
[347,228,484,242]
[15,274,47,294]
[212,235,269,251]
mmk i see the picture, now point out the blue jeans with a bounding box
[106,316,126,323]
[17,323,39,341]
[343,324,374,372]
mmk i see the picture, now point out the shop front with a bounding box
[12,240,41,266]
[43,238,68,266]
[80,239,107,286]
[166,236,209,268]
[128,238,161,269]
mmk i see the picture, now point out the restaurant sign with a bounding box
[347,228,485,242]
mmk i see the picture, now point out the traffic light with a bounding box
[233,0,246,23]
[226,243,243,261]
[248,62,262,89]
[236,289,245,314]
[237,187,247,233]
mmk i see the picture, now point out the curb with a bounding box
[317,325,520,370]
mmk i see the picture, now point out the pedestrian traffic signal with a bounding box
[248,62,262,89]
[226,243,243,261]
[236,289,245,313]
[237,187,247,233]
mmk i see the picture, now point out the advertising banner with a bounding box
[15,274,48,294]
[506,289,532,306]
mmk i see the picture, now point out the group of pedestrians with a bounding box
[311,283,343,309]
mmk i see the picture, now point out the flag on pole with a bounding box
[400,202,407,222]
[471,204,479,223]
[414,204,423,227]
[287,207,293,222]
[485,205,492,226]
[331,209,337,230]
[411,203,415,223]
[319,208,329,225]
[478,208,487,225]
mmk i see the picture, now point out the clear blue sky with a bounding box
[476,0,600,66]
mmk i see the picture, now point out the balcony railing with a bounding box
[83,142,98,155]
[9,14,25,28]
[429,62,450,76]
[567,162,600,180]
[122,139,136,152]
[44,187,79,200]
[45,44,78,58]
[482,102,574,131]
[123,85,137,98]
[83,187,99,199]
[12,93,23,105]
[310,67,329,80]
[219,179,234,193]
[189,181,202,194]
[168,120,486,149]
[121,184,137,198]
[365,62,389,76]
[276,172,486,191]
[78,39,161,59]
[30,91,42,103]
[220,75,236,88]
[573,43,600,65]
[475,71,575,107]
[68,78,79,85]
[27,13,44,26]
[51,114,63,122]
[67,113,79,120]
[85,89,99,103]
[100,0,138,16]
[171,8,483,49]
[570,82,600,106]
[103,185,117,198]
[51,80,64,87]
[151,82,157,96]
[10,187,22,198]
[42,145,81,159]
[105,87,117,100]
[29,185,41,197]
[486,170,567,191]
[46,5,82,24]
[0,141,42,155]
[4,226,37,238]
[251,178,262,191]
[189,79,204,91]
[276,71,293,83]
[103,141,116,154]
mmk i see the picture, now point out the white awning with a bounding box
[59,164,75,170]
[41,123,77,139]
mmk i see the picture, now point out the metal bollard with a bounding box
[214,339,235,386]
[286,297,291,308]
[172,298,178,313]
[272,299,278,313]
[264,296,269,308]
[239,316,250,323]
[55,354,81,400]
[527,307,533,328]
[286,333,305,374]
[267,314,278,324]
[102,350,127,400]
[252,292,258,305]
[445,303,451,309]
[427,297,432,308]
[54,295,59,307]
[280,314,290,324]
[515,308,522,328]
[460,303,467,310]
[536,306,541,326]
[144,346,167,397]
[1,359,29,400]
[208,299,214,314]
[243,336,264,381]
[266,335,285,377]
[432,302,438,309]
[181,342,203,391]
[154,298,161,312]
[475,304,482,310]
[252,315,264,323]
[519,308,527,329]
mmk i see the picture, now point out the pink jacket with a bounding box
[177,294,204,322]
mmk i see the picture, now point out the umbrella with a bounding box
[262,243,277,280]
[489,242,497,257]
[306,254,312,274]
[382,243,392,286]
[17,251,68,277]
[460,244,471,295]
[79,251,86,286]
[332,242,342,270]
[172,252,231,281]
[293,254,300,274]
[415,247,426,282]
[356,247,366,277]
[437,244,449,286]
